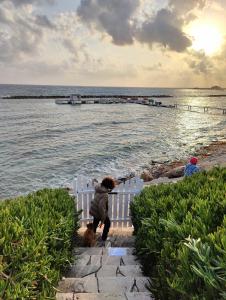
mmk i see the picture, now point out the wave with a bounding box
[93,120,133,126]
[1,87,226,199]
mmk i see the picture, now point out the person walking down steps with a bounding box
[89,177,116,245]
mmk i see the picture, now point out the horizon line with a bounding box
[0,83,224,90]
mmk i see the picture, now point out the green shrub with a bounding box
[131,167,226,299]
[0,188,80,299]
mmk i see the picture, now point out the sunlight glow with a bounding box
[188,24,223,55]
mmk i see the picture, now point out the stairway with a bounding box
[56,246,154,300]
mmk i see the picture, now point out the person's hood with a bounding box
[95,184,109,193]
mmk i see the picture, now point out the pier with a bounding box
[3,93,226,115]
[54,94,226,115]
[173,103,226,115]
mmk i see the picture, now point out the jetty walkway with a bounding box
[3,93,226,115]
[173,103,226,115]
[55,94,226,115]
[54,95,226,115]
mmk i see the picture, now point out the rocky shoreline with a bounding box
[139,140,226,183]
[4,141,223,200]
[66,140,226,192]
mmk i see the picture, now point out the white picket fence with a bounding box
[72,176,144,228]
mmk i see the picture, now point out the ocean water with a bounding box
[0,84,226,199]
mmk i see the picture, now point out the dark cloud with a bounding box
[186,51,214,74]
[185,38,226,85]
[188,59,212,74]
[0,0,211,70]
[77,0,208,53]
[35,14,56,29]
[0,6,9,24]
[0,4,55,63]
[0,22,42,63]
[136,9,192,52]
[136,0,207,51]
[0,0,55,7]
[62,38,79,62]
[77,0,139,45]
[63,39,77,54]
[0,31,42,63]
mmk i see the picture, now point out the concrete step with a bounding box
[67,264,143,278]
[74,247,134,256]
[56,292,153,300]
[76,255,139,267]
[57,277,150,293]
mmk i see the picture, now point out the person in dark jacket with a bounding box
[89,177,115,242]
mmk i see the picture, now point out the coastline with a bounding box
[141,140,226,184]
[1,141,225,201]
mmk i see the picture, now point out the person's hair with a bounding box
[86,223,94,230]
[101,177,115,190]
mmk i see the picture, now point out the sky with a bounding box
[0,0,226,87]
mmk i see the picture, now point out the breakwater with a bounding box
[53,95,226,115]
[3,94,173,99]
[3,94,226,99]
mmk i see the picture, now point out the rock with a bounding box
[116,177,127,184]
[163,166,185,178]
[150,160,169,165]
[116,172,136,185]
[152,165,170,178]
[128,172,136,179]
[92,178,99,186]
[140,170,154,182]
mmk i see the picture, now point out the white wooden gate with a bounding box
[72,176,143,228]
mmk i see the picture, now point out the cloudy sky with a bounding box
[0,0,226,87]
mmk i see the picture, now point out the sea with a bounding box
[0,84,226,200]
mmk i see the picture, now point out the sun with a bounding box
[188,23,223,55]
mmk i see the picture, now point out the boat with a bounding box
[69,94,82,105]
[55,99,70,104]
[148,99,163,106]
[55,94,82,105]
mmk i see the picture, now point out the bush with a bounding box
[0,188,80,299]
[131,167,226,299]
